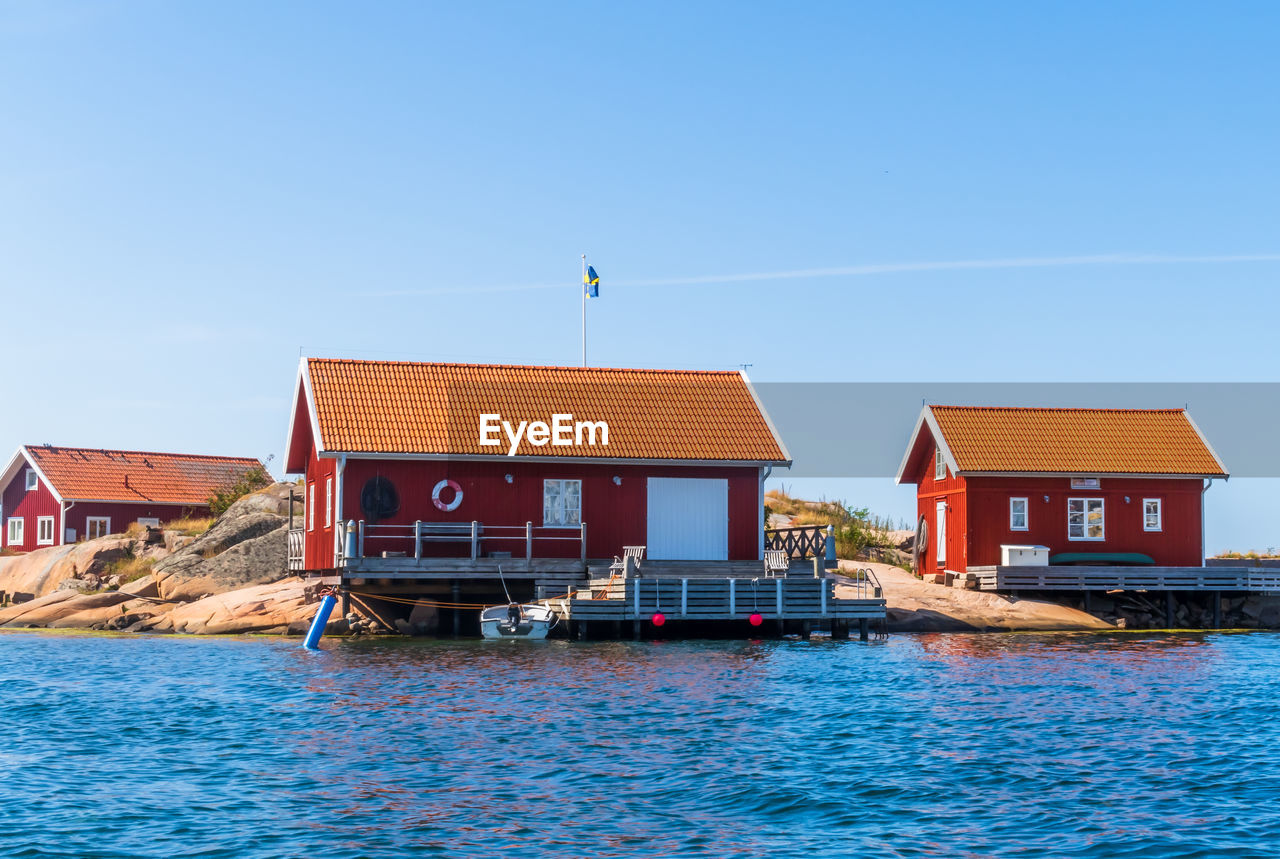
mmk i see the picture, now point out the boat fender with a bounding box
[432,479,463,512]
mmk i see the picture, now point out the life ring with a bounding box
[432,479,463,512]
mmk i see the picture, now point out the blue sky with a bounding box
[2,1,1277,551]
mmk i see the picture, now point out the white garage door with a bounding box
[646,477,729,560]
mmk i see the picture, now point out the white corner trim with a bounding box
[895,406,959,484]
[1182,409,1229,479]
[738,371,794,466]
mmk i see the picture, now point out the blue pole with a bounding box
[302,593,338,650]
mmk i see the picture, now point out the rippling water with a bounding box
[3,630,1279,858]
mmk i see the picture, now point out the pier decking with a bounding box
[544,571,886,640]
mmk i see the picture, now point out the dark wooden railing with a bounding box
[765,525,830,559]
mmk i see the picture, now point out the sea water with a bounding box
[2,631,1278,858]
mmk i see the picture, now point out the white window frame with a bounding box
[1067,497,1105,541]
[1143,498,1163,532]
[36,516,55,546]
[934,448,946,481]
[136,517,160,528]
[86,517,112,540]
[543,479,582,527]
[6,517,23,546]
[325,477,333,529]
[308,483,316,532]
[1009,497,1029,531]
[24,469,38,491]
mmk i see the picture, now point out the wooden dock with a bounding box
[971,565,1280,593]
[544,573,886,640]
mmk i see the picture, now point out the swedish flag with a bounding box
[584,265,599,298]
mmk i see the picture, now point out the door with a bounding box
[646,477,729,560]
[935,500,947,567]
[86,517,111,540]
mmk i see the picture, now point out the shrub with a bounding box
[164,517,216,537]
[208,466,271,517]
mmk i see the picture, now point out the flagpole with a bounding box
[581,253,587,367]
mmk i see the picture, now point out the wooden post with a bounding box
[414,521,421,559]
[452,580,461,637]
[526,521,533,560]
[1165,592,1175,628]
[358,520,365,558]
[859,618,870,641]
[289,490,296,529]
[470,522,479,561]
[801,620,811,640]
[632,619,641,640]
[580,522,588,565]
[813,555,823,578]
[832,619,849,640]
[1083,590,1091,613]
[340,583,350,619]
[1213,591,1221,629]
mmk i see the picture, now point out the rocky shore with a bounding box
[0,483,342,636]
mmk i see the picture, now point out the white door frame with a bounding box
[935,500,947,567]
[86,516,112,540]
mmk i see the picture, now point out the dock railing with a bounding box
[766,524,831,559]
[340,520,587,565]
[973,565,1280,592]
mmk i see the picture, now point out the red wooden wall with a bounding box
[2,469,60,552]
[910,442,969,573]
[299,453,762,570]
[63,502,207,542]
[964,476,1204,567]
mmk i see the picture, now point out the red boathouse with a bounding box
[0,446,265,552]
[283,358,791,574]
[895,406,1229,572]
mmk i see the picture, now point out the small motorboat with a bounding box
[480,603,558,640]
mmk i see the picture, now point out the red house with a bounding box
[283,358,791,573]
[896,406,1228,571]
[0,446,265,552]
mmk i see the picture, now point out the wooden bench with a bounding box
[610,545,646,576]
[763,549,791,578]
[415,522,483,560]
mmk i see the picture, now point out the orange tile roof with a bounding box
[929,406,1227,476]
[25,446,265,504]
[304,359,789,462]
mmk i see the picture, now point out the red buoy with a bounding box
[652,612,666,627]
[749,612,763,626]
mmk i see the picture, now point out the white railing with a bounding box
[339,520,587,565]
[287,528,304,571]
[973,565,1280,592]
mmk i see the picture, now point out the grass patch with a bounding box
[103,556,156,586]
[164,517,216,537]
[1215,549,1280,560]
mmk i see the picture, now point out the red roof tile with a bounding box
[24,446,265,504]
[303,359,789,463]
[928,406,1227,476]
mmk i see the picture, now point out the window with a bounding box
[1068,498,1104,540]
[543,479,582,527]
[934,448,946,481]
[6,517,23,546]
[1009,497,1028,531]
[86,517,111,540]
[36,516,55,546]
[136,518,160,528]
[24,469,37,491]
[1144,498,1162,532]
[308,483,315,532]
[325,477,333,529]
